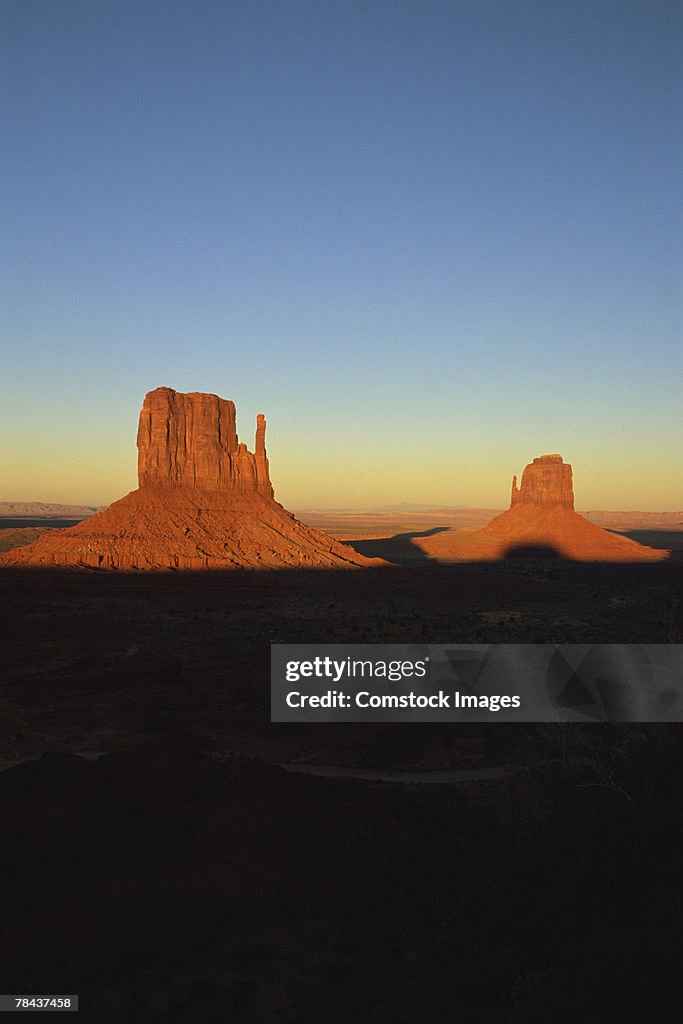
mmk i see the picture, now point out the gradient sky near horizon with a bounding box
[2,1,681,510]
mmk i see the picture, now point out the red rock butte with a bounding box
[137,388,274,497]
[510,454,574,509]
[0,387,373,571]
[418,454,667,563]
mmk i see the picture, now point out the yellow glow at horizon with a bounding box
[1,435,679,513]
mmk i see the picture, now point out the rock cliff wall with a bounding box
[137,387,273,498]
[510,455,574,509]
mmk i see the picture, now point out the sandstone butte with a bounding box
[0,387,374,571]
[417,454,668,563]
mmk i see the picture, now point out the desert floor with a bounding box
[1,513,682,1021]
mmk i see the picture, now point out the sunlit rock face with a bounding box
[510,455,574,509]
[0,388,373,572]
[137,387,273,498]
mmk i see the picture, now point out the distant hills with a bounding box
[0,502,104,517]
[582,510,683,528]
[376,502,469,512]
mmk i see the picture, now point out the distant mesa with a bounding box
[418,454,667,563]
[0,387,374,571]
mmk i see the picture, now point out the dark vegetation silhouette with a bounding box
[2,729,683,1021]
[0,557,681,1020]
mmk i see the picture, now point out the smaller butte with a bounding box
[418,454,668,563]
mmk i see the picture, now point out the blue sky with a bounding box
[2,1,681,508]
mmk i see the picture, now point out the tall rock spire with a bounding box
[254,414,273,499]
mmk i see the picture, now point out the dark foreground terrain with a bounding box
[1,555,682,1020]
